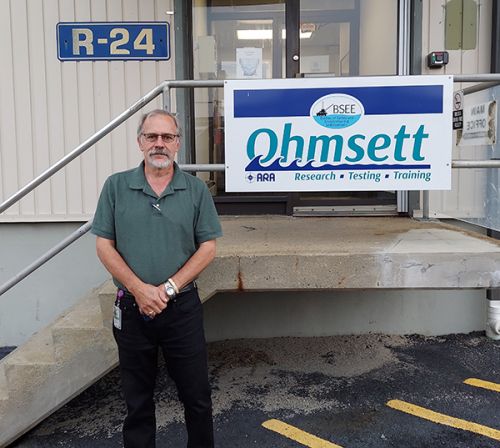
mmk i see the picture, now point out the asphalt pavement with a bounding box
[9,331,500,448]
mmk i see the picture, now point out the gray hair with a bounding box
[137,109,181,137]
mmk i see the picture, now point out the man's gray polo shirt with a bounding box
[91,162,222,290]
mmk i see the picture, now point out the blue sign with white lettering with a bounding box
[57,22,170,61]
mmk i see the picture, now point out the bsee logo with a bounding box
[310,93,364,129]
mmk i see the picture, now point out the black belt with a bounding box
[178,281,197,294]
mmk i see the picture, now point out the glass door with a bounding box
[192,0,400,215]
[291,0,399,215]
[193,0,290,214]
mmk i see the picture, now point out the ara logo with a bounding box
[245,172,275,183]
[245,173,256,183]
[310,93,364,129]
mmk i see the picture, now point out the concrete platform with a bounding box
[2,215,500,447]
[199,216,500,295]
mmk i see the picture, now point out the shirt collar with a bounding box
[128,161,187,197]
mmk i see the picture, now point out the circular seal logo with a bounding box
[310,94,364,129]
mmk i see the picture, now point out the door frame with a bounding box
[188,0,411,215]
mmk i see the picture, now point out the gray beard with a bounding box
[147,152,173,169]
[149,157,172,169]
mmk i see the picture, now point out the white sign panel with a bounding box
[459,100,497,146]
[224,76,453,192]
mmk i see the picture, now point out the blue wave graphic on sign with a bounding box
[245,156,431,172]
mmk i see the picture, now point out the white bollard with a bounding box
[486,300,500,340]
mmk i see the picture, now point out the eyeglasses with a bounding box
[141,133,180,143]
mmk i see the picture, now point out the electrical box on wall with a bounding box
[427,51,449,69]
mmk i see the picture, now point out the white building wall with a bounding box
[420,0,493,219]
[0,0,175,222]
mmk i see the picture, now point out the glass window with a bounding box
[192,0,400,214]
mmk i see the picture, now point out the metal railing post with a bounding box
[422,191,430,220]
[162,85,171,112]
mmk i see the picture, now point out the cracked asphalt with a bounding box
[8,332,500,447]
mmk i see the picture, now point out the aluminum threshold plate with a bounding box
[293,205,399,217]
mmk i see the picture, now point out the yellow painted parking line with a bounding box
[262,419,343,448]
[464,378,500,393]
[387,399,500,441]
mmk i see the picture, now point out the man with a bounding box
[92,109,222,448]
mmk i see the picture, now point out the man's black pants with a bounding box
[113,289,214,448]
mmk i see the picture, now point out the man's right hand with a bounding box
[96,237,169,318]
[130,283,169,318]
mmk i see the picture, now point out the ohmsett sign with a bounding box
[224,76,453,192]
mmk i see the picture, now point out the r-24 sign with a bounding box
[57,22,170,61]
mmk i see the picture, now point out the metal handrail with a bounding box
[0,221,94,296]
[3,75,500,215]
[0,79,226,296]
[0,164,225,296]
[2,75,500,296]
[0,82,168,215]
[454,74,500,82]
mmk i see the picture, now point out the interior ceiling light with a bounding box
[237,29,273,40]
[237,29,312,40]
[237,19,273,25]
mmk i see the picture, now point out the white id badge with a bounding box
[113,305,122,330]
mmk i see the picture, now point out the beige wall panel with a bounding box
[441,0,462,77]
[75,0,98,215]
[122,0,144,173]
[109,61,131,176]
[0,0,20,216]
[420,0,430,62]
[59,1,84,217]
[44,3,68,218]
[27,0,52,217]
[61,60,84,216]
[424,0,492,219]
[0,0,175,222]
[427,1,445,51]
[139,0,161,100]
[477,0,492,72]
[90,0,114,197]
[460,1,491,220]
[11,0,36,216]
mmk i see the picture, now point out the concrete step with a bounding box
[2,326,57,399]
[4,326,56,366]
[0,365,8,400]
[98,280,116,328]
[52,290,109,361]
[0,281,118,448]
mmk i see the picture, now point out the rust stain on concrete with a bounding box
[237,271,244,291]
